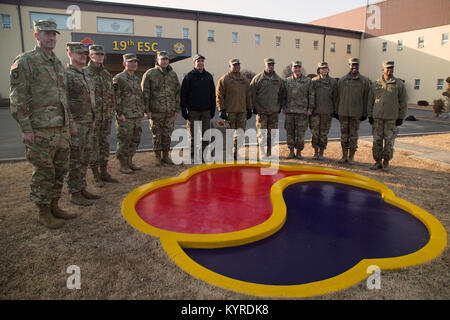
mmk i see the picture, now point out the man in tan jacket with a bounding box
[336,57,371,165]
[216,58,252,159]
[368,61,407,170]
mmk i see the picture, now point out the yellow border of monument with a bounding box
[121,163,447,298]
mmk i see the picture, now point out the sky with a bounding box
[95,0,371,24]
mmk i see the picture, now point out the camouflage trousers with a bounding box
[285,113,308,150]
[339,116,361,151]
[186,110,211,156]
[150,112,175,152]
[227,112,247,151]
[24,127,70,206]
[372,119,398,161]
[116,117,142,159]
[67,122,93,194]
[90,118,112,168]
[256,113,278,148]
[309,114,332,150]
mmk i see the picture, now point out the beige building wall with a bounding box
[360,24,450,104]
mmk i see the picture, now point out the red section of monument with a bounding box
[134,167,327,234]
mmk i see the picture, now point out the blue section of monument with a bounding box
[184,181,430,285]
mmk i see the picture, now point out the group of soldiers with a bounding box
[10,20,408,229]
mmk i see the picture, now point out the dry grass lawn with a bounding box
[1,133,449,300]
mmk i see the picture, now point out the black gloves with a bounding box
[246,110,252,120]
[395,119,403,126]
[333,113,339,120]
[181,108,188,120]
[369,117,374,125]
[219,109,229,120]
[360,116,367,122]
[252,108,257,115]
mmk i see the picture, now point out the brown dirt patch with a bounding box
[1,134,449,300]
[397,133,450,151]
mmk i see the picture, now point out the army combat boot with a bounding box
[81,189,101,200]
[338,148,348,164]
[51,199,78,220]
[154,151,163,166]
[370,160,383,170]
[101,164,119,182]
[312,148,320,160]
[382,159,390,170]
[128,157,141,171]
[91,167,105,188]
[162,150,174,165]
[318,148,325,160]
[348,149,356,165]
[70,192,93,206]
[38,204,65,229]
[296,149,303,160]
[119,158,133,174]
[287,148,295,159]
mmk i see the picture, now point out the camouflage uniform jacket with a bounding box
[250,71,285,114]
[337,72,371,118]
[283,74,314,114]
[216,71,252,113]
[141,64,180,114]
[10,46,74,133]
[311,75,338,115]
[368,75,408,120]
[113,70,145,119]
[65,64,95,124]
[85,61,115,120]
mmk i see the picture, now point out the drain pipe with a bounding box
[17,0,25,53]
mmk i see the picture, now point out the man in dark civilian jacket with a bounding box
[180,53,216,162]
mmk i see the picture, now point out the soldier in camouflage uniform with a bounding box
[282,61,313,160]
[250,58,285,158]
[10,20,77,229]
[216,58,252,160]
[113,53,145,173]
[368,61,407,170]
[336,58,371,165]
[86,45,118,185]
[65,42,101,206]
[310,62,338,160]
[141,51,180,166]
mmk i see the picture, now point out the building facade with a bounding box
[0,0,448,105]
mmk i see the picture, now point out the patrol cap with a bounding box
[264,58,275,64]
[193,53,206,62]
[291,61,302,67]
[66,42,89,54]
[89,45,105,54]
[123,53,139,62]
[33,20,60,34]
[382,61,394,68]
[318,61,329,69]
[348,57,360,65]
[229,58,240,65]
[157,50,169,59]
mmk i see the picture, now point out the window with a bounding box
[330,42,336,52]
[313,40,319,51]
[232,32,238,43]
[437,79,444,90]
[442,33,448,46]
[182,28,190,39]
[97,17,133,34]
[30,12,71,30]
[414,79,420,90]
[347,44,352,54]
[418,36,424,48]
[208,30,215,42]
[275,36,281,47]
[254,34,260,46]
[397,40,403,51]
[1,14,11,29]
[295,39,301,49]
[156,25,162,37]
[382,41,387,52]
